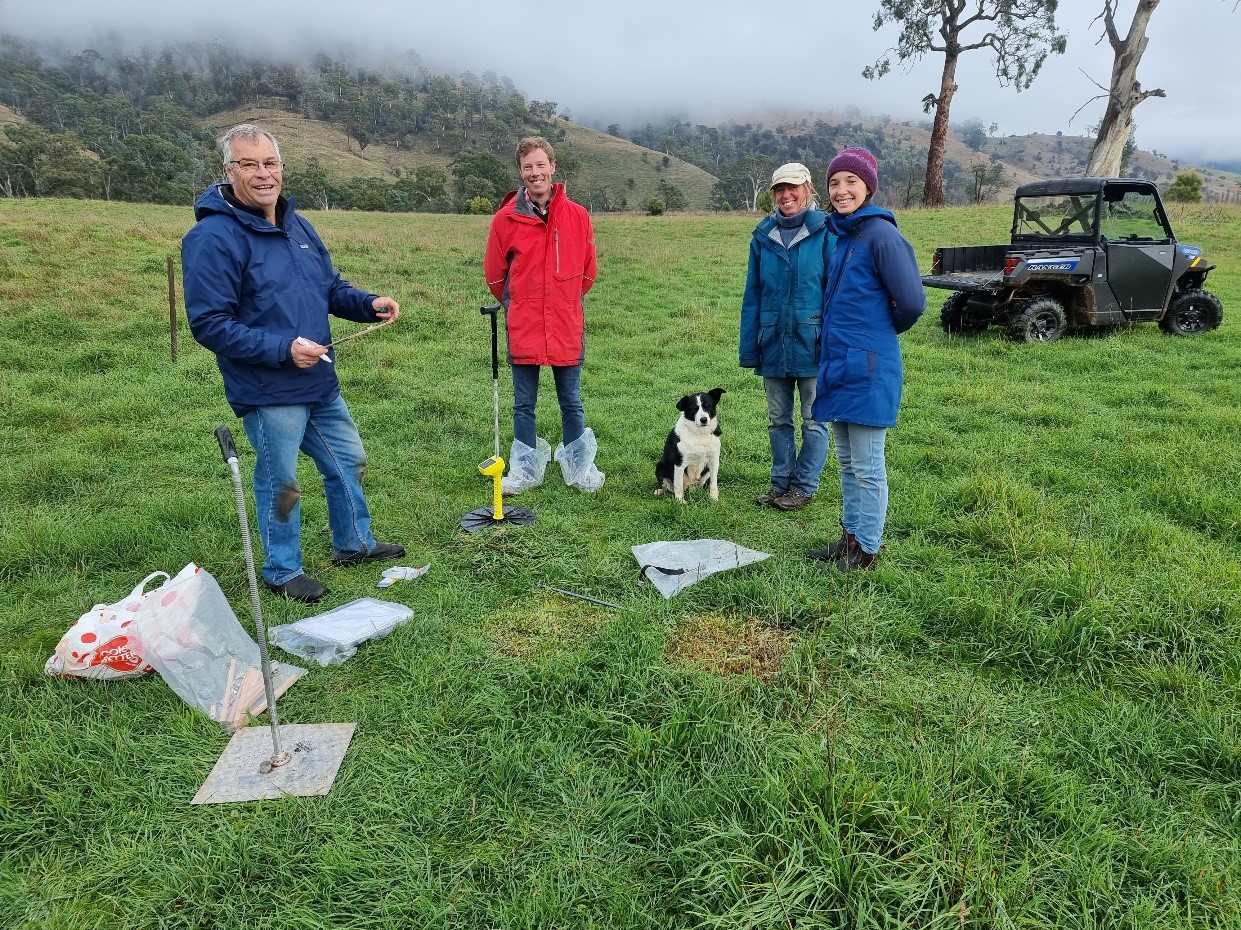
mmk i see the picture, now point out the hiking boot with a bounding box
[755,487,787,506]
[807,527,852,562]
[265,574,329,603]
[331,541,406,566]
[835,539,878,572]
[773,491,813,511]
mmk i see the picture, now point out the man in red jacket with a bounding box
[484,136,604,494]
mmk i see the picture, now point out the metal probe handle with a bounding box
[215,426,288,768]
[481,303,500,380]
[481,303,501,460]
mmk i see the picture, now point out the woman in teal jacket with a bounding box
[740,163,835,511]
[809,148,926,571]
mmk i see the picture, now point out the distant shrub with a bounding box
[646,197,666,216]
[1165,171,1203,203]
[465,196,494,215]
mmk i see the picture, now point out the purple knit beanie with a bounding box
[826,147,879,195]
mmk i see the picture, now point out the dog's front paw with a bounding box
[709,490,719,501]
[653,487,666,497]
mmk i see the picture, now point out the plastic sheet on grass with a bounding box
[631,539,770,598]
[269,597,414,665]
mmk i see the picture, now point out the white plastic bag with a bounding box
[501,437,552,495]
[45,571,169,680]
[632,539,770,598]
[269,597,414,666]
[555,427,605,491]
[130,564,306,730]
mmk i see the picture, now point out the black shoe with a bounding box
[807,525,852,562]
[331,541,406,566]
[265,574,329,603]
[835,540,878,572]
[755,487,787,506]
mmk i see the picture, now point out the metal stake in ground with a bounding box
[192,426,355,804]
[461,303,535,533]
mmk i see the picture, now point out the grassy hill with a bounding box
[202,106,718,211]
[555,121,717,211]
[983,132,1241,201]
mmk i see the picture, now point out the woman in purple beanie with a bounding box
[807,147,926,571]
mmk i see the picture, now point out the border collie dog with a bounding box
[655,388,725,502]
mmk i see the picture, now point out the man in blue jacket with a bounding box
[182,123,404,603]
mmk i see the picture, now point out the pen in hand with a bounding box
[296,336,332,364]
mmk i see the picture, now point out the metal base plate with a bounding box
[459,505,536,533]
[191,722,356,804]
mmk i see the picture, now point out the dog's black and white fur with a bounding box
[655,388,725,502]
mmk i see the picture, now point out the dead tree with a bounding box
[1084,0,1165,177]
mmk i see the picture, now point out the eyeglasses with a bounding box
[226,158,283,174]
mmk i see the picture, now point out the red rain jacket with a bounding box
[484,184,597,366]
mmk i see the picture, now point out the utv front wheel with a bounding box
[1008,297,1067,343]
[1159,289,1223,335]
[940,292,989,335]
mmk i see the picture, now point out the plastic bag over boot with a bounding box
[555,427,605,492]
[501,437,552,496]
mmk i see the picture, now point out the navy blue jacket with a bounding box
[740,209,834,378]
[181,184,380,416]
[811,204,925,427]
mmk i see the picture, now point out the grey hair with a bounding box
[219,124,282,165]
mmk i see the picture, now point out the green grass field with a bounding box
[1,198,1239,929]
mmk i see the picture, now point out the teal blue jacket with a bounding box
[740,209,835,378]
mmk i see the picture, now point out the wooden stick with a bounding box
[229,667,263,728]
[323,317,394,350]
[217,658,239,723]
[244,673,298,718]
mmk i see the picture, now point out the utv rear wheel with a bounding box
[1159,289,1223,335]
[940,292,988,335]
[1009,297,1067,343]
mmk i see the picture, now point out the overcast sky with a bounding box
[3,0,1237,163]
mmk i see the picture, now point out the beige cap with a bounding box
[770,162,812,188]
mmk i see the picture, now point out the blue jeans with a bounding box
[764,376,829,496]
[242,395,377,584]
[512,364,585,448]
[832,421,888,555]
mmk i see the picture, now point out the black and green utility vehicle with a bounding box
[922,177,1223,342]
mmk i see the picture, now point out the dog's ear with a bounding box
[709,387,726,402]
[676,395,691,412]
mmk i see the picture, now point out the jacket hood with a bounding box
[498,183,567,218]
[755,207,829,239]
[193,183,296,230]
[829,203,895,235]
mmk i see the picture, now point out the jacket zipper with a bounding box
[554,228,560,275]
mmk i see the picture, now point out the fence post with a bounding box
[167,256,178,362]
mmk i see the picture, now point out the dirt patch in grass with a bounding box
[666,613,794,680]
[486,590,611,662]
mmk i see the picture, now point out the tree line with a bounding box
[0,34,564,211]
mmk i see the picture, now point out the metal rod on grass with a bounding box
[541,584,622,610]
[216,426,289,770]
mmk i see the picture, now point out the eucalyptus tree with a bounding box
[864,0,1066,207]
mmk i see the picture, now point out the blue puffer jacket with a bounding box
[182,184,381,416]
[811,204,926,427]
[739,209,834,377]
